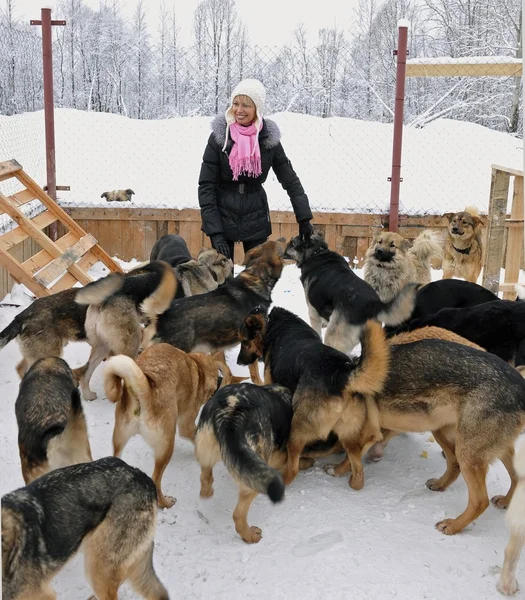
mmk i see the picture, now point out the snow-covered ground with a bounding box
[0,259,524,600]
[0,109,522,215]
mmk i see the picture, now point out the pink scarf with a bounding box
[228,121,263,181]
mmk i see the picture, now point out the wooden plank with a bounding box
[109,218,122,260]
[34,234,97,288]
[178,221,192,247]
[188,221,203,257]
[0,159,23,182]
[22,232,79,275]
[8,189,38,208]
[502,176,524,299]
[0,249,51,297]
[356,238,370,268]
[406,62,522,78]
[499,283,521,293]
[48,273,81,294]
[0,211,57,250]
[121,221,136,262]
[132,221,146,261]
[76,251,100,275]
[491,164,524,178]
[96,220,113,258]
[341,225,385,237]
[167,221,179,234]
[482,169,511,293]
[324,224,336,251]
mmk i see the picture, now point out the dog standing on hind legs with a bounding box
[498,441,525,596]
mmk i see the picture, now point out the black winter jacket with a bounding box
[198,116,313,242]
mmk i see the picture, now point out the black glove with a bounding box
[299,220,314,241]
[210,234,231,259]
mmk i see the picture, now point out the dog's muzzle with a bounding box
[374,248,395,262]
[451,227,462,235]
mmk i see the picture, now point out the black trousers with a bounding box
[225,237,267,261]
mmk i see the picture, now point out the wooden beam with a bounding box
[499,283,520,293]
[491,164,524,178]
[502,176,524,299]
[406,62,522,78]
[482,169,510,293]
[0,159,23,182]
[8,189,38,208]
[0,211,57,251]
[0,248,51,296]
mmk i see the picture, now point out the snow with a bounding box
[0,259,524,599]
[0,109,522,217]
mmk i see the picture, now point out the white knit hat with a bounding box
[223,78,266,152]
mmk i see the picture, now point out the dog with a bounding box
[104,343,246,508]
[498,440,525,595]
[15,356,92,484]
[195,382,293,543]
[1,457,169,600]
[141,239,286,385]
[323,338,525,535]
[237,306,389,488]
[387,300,525,364]
[283,230,418,354]
[0,287,88,380]
[75,260,177,400]
[442,206,484,283]
[363,229,443,303]
[101,188,135,202]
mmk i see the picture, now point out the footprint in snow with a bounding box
[292,530,344,557]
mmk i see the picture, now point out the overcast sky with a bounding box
[12,0,359,46]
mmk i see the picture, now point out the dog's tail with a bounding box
[139,261,178,320]
[464,205,480,217]
[409,230,443,269]
[104,355,151,413]
[220,428,284,503]
[0,314,23,349]
[346,320,390,397]
[75,273,125,305]
[376,282,419,326]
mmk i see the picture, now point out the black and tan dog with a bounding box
[1,457,169,600]
[363,230,442,303]
[442,206,484,283]
[195,382,293,544]
[0,288,88,380]
[15,357,92,484]
[149,234,233,299]
[75,260,177,400]
[101,188,135,202]
[104,343,246,509]
[238,306,389,488]
[387,299,525,365]
[284,231,417,354]
[141,239,286,384]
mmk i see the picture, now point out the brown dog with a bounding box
[363,230,442,303]
[101,188,135,202]
[104,343,246,508]
[442,206,484,283]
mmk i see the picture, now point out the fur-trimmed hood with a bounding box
[211,115,281,151]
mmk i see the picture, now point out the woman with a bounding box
[198,78,314,259]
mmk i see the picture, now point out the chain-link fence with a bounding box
[0,20,522,216]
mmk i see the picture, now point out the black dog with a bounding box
[150,234,192,268]
[194,382,293,543]
[388,299,525,364]
[284,231,417,354]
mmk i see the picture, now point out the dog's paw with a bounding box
[324,464,338,477]
[242,526,262,544]
[497,577,519,596]
[435,518,460,535]
[366,444,385,463]
[349,474,364,491]
[159,495,177,509]
[491,495,510,509]
[200,487,214,499]
[299,457,315,471]
[426,478,446,492]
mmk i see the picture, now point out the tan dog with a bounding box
[364,230,442,303]
[101,188,135,202]
[104,343,246,508]
[442,206,484,283]
[498,441,525,595]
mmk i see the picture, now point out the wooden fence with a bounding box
[1,206,520,300]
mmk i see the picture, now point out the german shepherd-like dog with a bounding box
[75,260,177,400]
[498,441,525,596]
[1,457,169,600]
[0,288,88,380]
[141,239,286,385]
[101,188,135,202]
[387,299,525,364]
[104,343,246,508]
[363,230,442,303]
[238,306,389,488]
[149,234,233,299]
[283,231,417,354]
[15,357,92,484]
[442,206,484,283]
[195,382,293,544]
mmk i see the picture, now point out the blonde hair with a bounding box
[232,94,255,108]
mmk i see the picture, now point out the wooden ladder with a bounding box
[0,159,123,297]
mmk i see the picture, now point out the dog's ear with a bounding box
[442,212,455,222]
[1,509,24,579]
[242,306,268,335]
[101,192,107,199]
[275,237,287,257]
[401,238,412,251]
[126,189,135,195]
[471,215,483,229]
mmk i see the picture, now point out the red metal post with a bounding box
[388,23,409,233]
[31,9,65,241]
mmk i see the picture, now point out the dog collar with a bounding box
[453,244,471,255]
